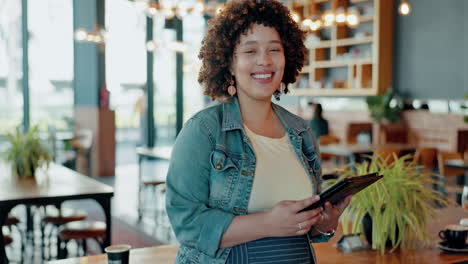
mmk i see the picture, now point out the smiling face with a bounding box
[231,24,285,103]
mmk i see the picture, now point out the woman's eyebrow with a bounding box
[240,40,282,46]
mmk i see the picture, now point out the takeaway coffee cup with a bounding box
[438,224,468,249]
[105,244,131,264]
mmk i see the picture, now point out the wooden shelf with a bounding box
[309,40,332,48]
[360,15,374,23]
[290,87,378,96]
[313,58,373,68]
[309,37,372,48]
[336,36,373,46]
[291,0,393,96]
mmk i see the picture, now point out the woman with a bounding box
[166,1,351,263]
[309,103,329,139]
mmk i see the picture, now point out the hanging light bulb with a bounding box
[309,15,322,32]
[163,8,175,19]
[398,0,411,16]
[74,28,88,42]
[346,7,360,27]
[215,4,224,15]
[146,40,157,52]
[322,10,335,27]
[300,19,313,31]
[176,1,189,19]
[335,8,346,24]
[291,11,300,23]
[193,0,205,14]
[310,19,322,31]
[145,2,158,17]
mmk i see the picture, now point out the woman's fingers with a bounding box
[291,195,320,213]
[295,213,322,235]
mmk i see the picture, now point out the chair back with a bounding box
[319,134,340,145]
[319,134,340,161]
[437,151,464,177]
[413,147,438,172]
[374,146,401,165]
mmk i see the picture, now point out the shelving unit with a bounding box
[289,0,394,96]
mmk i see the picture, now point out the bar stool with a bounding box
[141,180,166,223]
[40,207,87,259]
[3,216,24,262]
[58,220,106,258]
[4,235,13,246]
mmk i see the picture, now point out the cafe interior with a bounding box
[0,0,467,263]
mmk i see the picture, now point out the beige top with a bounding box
[244,125,313,213]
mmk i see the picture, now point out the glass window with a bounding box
[106,0,146,148]
[153,14,177,147]
[0,0,23,140]
[28,0,74,132]
[182,12,205,122]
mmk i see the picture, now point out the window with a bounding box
[28,0,74,132]
[0,0,23,138]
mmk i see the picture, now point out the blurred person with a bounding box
[309,102,329,139]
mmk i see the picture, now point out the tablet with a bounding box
[299,172,383,212]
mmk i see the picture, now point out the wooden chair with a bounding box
[413,147,438,172]
[437,151,464,202]
[318,134,342,174]
[58,220,106,258]
[4,234,13,246]
[319,134,340,160]
[374,146,401,166]
[3,216,24,262]
[141,181,167,224]
[41,206,87,259]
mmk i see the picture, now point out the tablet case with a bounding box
[300,172,383,212]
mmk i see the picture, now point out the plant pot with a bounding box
[13,163,36,179]
[362,213,399,248]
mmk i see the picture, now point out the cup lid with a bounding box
[105,244,132,253]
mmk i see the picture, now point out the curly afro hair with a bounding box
[198,0,308,101]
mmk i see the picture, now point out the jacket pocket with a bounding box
[209,150,239,208]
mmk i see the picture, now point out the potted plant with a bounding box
[3,126,52,178]
[329,155,448,253]
[366,89,405,145]
[366,88,402,124]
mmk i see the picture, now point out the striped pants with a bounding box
[226,235,315,264]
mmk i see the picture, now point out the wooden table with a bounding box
[0,162,114,263]
[446,159,468,184]
[320,143,416,164]
[136,146,172,220]
[49,208,468,264]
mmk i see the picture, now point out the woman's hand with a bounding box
[313,195,352,233]
[265,196,324,237]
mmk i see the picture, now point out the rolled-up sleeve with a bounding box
[165,117,235,257]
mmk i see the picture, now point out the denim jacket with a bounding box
[165,97,330,264]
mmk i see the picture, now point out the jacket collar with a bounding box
[221,97,308,136]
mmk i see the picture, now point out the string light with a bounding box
[322,10,335,27]
[398,0,411,16]
[139,0,224,19]
[335,8,346,24]
[74,27,106,44]
[146,40,187,53]
[291,11,300,23]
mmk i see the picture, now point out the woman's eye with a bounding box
[270,48,282,52]
[244,50,255,54]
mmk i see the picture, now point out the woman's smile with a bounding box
[251,71,275,84]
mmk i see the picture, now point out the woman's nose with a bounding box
[257,51,272,66]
